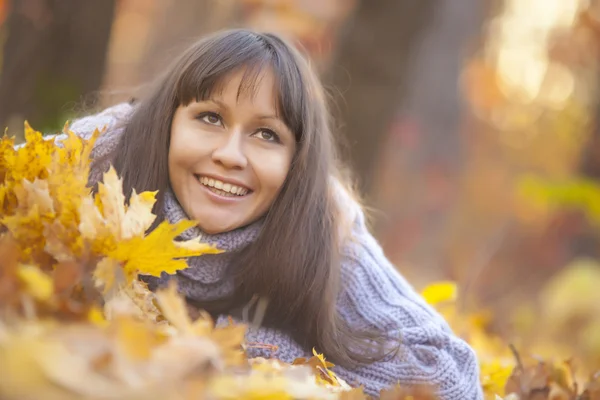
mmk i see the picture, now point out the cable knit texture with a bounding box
[61,103,483,399]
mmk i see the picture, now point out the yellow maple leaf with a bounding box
[102,280,154,321]
[48,129,97,211]
[211,358,347,399]
[93,167,158,241]
[87,306,108,328]
[16,265,53,301]
[96,167,127,239]
[80,167,160,259]
[93,257,122,295]
[154,280,196,335]
[112,316,163,361]
[3,122,55,185]
[2,204,48,262]
[108,220,222,283]
[20,179,55,214]
[55,122,91,166]
[122,189,157,239]
[44,219,85,263]
[312,348,335,369]
[0,122,99,266]
[480,359,513,397]
[154,282,246,367]
[421,281,457,306]
[208,373,295,400]
[1,179,56,262]
[0,133,16,180]
[78,196,117,256]
[291,348,350,390]
[123,279,163,322]
[50,122,100,177]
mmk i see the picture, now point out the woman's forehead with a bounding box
[203,68,282,113]
[207,66,276,97]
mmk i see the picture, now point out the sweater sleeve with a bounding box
[40,102,133,143]
[332,206,483,399]
[215,314,310,362]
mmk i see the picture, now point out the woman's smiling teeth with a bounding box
[197,175,250,197]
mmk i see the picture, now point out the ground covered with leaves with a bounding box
[0,123,598,399]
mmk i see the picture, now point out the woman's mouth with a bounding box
[195,175,251,198]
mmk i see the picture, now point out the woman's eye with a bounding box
[199,112,222,126]
[255,129,279,142]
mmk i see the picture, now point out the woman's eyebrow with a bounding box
[256,115,280,121]
[203,98,227,109]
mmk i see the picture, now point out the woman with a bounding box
[65,29,482,399]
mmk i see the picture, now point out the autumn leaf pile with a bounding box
[0,123,598,400]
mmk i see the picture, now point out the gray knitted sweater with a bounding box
[61,104,482,399]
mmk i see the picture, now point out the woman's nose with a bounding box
[211,130,248,169]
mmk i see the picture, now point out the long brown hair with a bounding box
[95,29,389,368]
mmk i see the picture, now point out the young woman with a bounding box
[64,29,482,399]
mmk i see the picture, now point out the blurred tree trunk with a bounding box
[325,0,438,199]
[137,0,241,83]
[0,0,116,135]
[580,105,600,180]
[378,0,486,284]
[328,0,485,287]
[99,0,242,106]
[566,85,600,260]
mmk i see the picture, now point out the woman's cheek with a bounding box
[260,153,292,194]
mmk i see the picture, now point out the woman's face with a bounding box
[168,68,296,234]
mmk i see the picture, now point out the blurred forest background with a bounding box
[1,0,599,341]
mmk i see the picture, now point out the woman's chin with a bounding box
[195,219,242,235]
